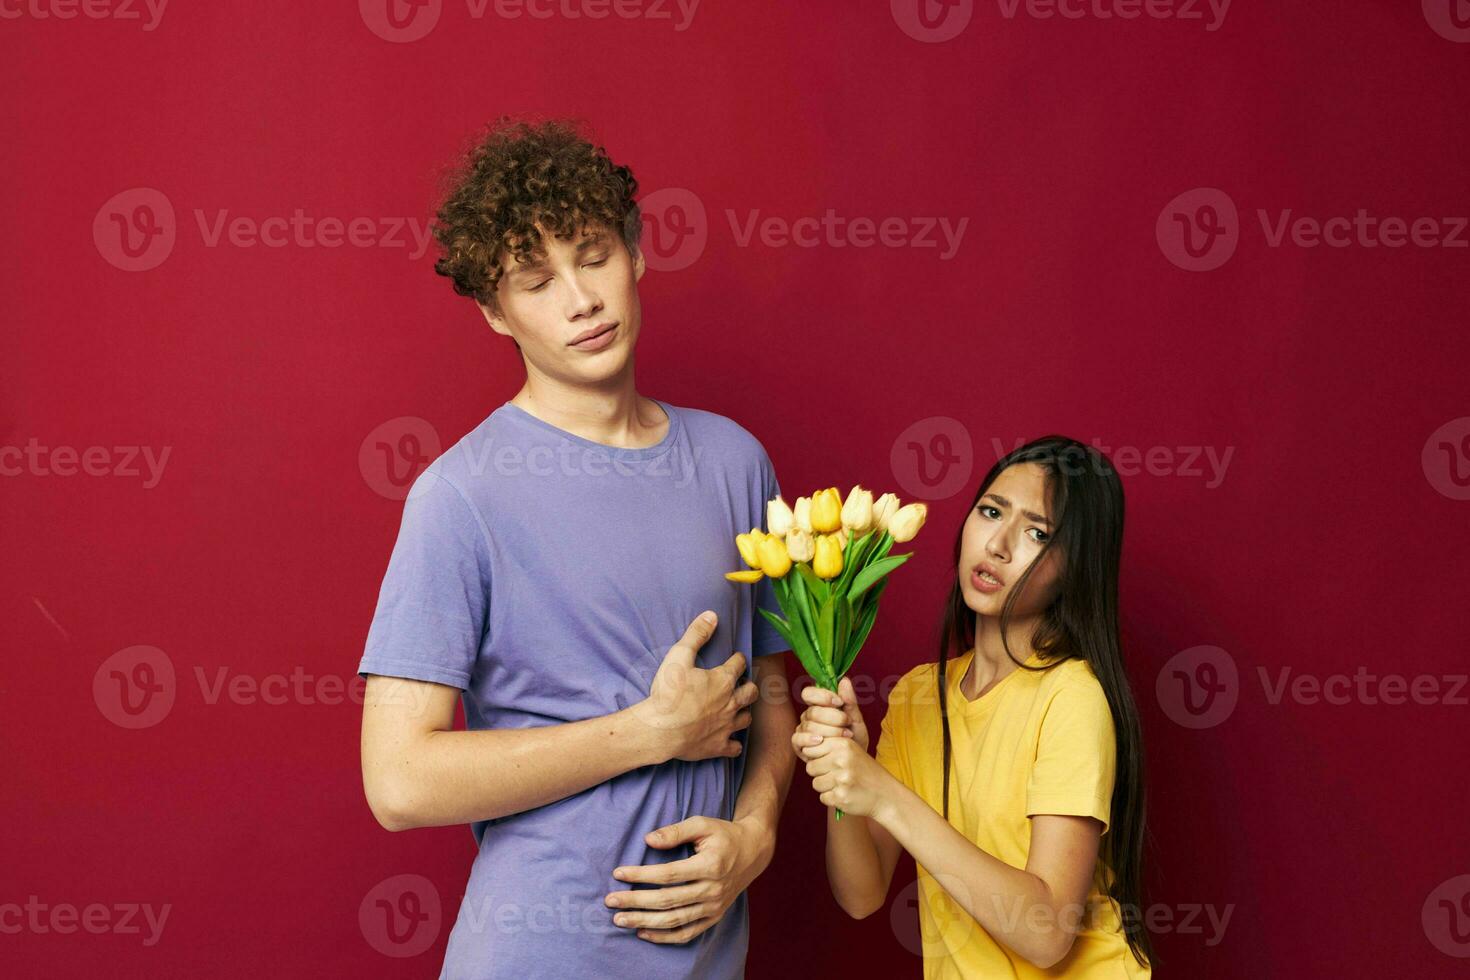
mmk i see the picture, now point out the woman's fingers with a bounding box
[799,685,845,708]
[800,705,849,729]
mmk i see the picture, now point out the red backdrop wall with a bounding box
[6,1,1469,976]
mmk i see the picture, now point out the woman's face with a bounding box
[957,462,1064,618]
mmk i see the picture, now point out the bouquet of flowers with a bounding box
[725,485,927,711]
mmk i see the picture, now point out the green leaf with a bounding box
[838,599,881,677]
[849,553,912,601]
[787,573,819,655]
[816,595,836,670]
[757,606,794,648]
[834,529,880,595]
[833,597,853,679]
[761,607,827,687]
[795,563,829,605]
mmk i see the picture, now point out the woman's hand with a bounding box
[802,731,896,820]
[790,677,869,760]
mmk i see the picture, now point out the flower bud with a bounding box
[813,533,844,579]
[757,535,793,578]
[785,528,815,563]
[872,492,900,532]
[841,485,874,536]
[724,569,764,583]
[735,532,762,570]
[810,487,843,534]
[793,496,813,533]
[888,502,928,543]
[767,496,794,537]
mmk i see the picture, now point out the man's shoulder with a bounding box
[667,401,770,463]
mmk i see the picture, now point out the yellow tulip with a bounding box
[757,535,793,578]
[811,487,843,533]
[872,492,900,532]
[842,485,874,536]
[735,532,762,569]
[793,496,813,533]
[785,528,815,563]
[767,496,794,537]
[813,533,843,579]
[725,569,765,583]
[888,502,928,543]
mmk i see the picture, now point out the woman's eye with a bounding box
[977,505,1000,519]
[1027,528,1049,543]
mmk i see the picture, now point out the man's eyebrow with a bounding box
[982,492,1052,526]
[507,232,609,280]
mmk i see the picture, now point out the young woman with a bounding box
[793,436,1153,977]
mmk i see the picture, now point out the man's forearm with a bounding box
[731,655,797,853]
[372,703,666,830]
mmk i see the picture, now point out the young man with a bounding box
[357,118,796,979]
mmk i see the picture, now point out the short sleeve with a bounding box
[1025,678,1117,832]
[751,448,788,658]
[873,675,911,785]
[357,468,491,690]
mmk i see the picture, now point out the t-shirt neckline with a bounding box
[952,648,1047,713]
[498,397,682,461]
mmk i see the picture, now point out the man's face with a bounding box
[478,221,646,385]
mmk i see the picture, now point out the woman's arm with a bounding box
[806,734,1102,970]
[822,801,905,919]
[793,678,904,918]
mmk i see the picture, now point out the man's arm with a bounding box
[360,612,759,831]
[731,652,798,852]
[603,652,797,944]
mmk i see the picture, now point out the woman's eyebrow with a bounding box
[982,492,1052,526]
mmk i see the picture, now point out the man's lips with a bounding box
[568,322,617,346]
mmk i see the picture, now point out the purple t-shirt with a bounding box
[358,398,785,980]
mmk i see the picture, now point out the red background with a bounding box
[5,1,1469,976]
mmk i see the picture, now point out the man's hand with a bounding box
[604,815,774,944]
[634,612,760,763]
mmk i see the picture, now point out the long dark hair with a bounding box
[934,435,1152,968]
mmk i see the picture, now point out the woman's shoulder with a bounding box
[882,653,971,720]
[1032,655,1116,728]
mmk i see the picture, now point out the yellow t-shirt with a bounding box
[874,649,1151,979]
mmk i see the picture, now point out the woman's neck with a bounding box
[961,612,1041,699]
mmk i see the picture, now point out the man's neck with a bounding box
[510,376,668,450]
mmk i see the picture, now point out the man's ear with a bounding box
[632,243,646,282]
[476,297,513,338]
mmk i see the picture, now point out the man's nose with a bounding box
[563,273,602,319]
